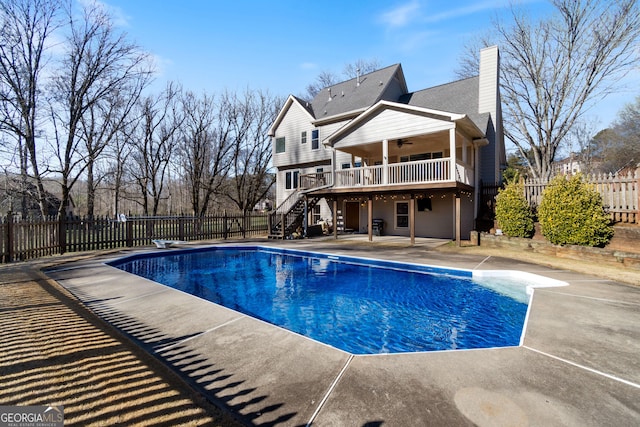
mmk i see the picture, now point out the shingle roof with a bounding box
[309,64,405,119]
[398,76,488,131]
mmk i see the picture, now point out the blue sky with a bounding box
[102,0,638,128]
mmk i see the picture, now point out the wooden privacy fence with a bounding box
[522,169,640,224]
[0,212,269,263]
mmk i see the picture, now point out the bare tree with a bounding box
[128,83,183,216]
[0,0,61,216]
[564,120,601,174]
[303,58,381,100]
[457,0,640,180]
[102,126,132,216]
[177,90,233,216]
[592,96,640,173]
[304,70,339,101]
[226,89,281,213]
[342,58,381,79]
[48,0,153,217]
[80,87,146,218]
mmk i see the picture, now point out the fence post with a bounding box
[58,216,67,255]
[5,212,14,263]
[223,210,228,239]
[242,213,247,239]
[179,217,185,241]
[636,167,640,224]
[126,219,133,247]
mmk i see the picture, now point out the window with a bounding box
[400,151,444,162]
[417,198,432,212]
[276,137,285,153]
[285,171,299,190]
[301,131,307,144]
[341,163,351,169]
[396,202,409,228]
[311,129,319,149]
[312,205,321,224]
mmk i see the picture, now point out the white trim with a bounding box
[324,100,473,146]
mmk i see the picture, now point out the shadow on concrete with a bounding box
[56,282,298,426]
[0,265,242,425]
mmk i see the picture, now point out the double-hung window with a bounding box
[301,131,307,144]
[275,137,285,153]
[285,171,299,190]
[312,205,321,224]
[311,129,319,149]
[395,202,409,228]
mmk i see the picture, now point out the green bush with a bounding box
[538,174,613,246]
[495,178,534,238]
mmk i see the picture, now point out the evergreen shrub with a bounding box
[538,174,613,246]
[494,178,534,238]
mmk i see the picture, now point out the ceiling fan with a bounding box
[396,138,413,148]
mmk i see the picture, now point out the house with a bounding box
[268,46,505,244]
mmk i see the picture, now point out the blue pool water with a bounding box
[110,246,529,354]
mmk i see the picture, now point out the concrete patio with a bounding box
[44,239,640,426]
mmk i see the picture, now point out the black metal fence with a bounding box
[0,213,269,263]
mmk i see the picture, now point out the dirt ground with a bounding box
[0,254,243,426]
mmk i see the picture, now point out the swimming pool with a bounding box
[110,246,553,354]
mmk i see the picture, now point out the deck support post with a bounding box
[368,196,373,242]
[410,195,415,245]
[333,199,338,239]
[455,192,461,246]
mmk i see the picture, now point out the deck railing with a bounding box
[330,158,465,189]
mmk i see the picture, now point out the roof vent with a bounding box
[356,68,361,87]
[341,90,344,97]
[327,87,332,101]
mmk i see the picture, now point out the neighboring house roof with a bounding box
[399,77,490,133]
[308,64,407,120]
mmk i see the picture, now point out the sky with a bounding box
[101,0,639,129]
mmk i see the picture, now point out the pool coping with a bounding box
[106,244,567,354]
[45,240,640,426]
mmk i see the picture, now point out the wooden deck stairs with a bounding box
[268,191,321,239]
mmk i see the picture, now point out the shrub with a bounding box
[495,178,534,237]
[538,174,613,246]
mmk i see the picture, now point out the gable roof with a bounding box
[325,100,484,146]
[308,64,407,120]
[272,62,493,138]
[399,76,489,132]
[268,94,315,136]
